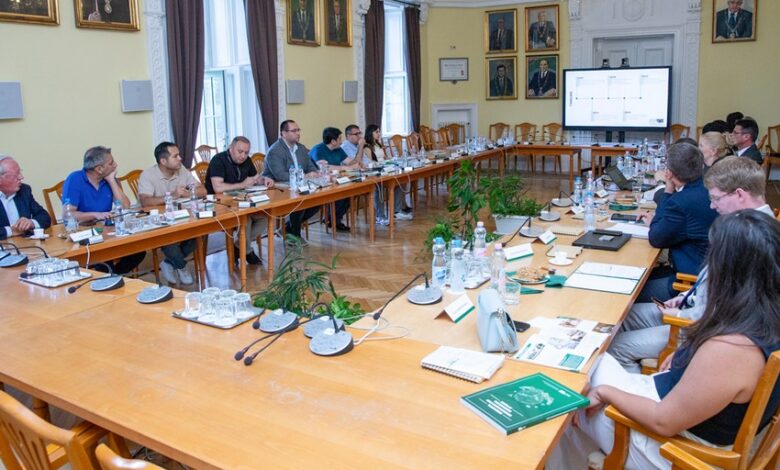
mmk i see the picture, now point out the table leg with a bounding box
[499,150,505,178]
[330,202,337,240]
[239,215,246,290]
[195,236,206,288]
[568,152,575,193]
[267,214,275,279]
[369,188,375,242]
[388,183,395,238]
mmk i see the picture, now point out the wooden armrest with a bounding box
[604,406,740,469]
[662,315,694,328]
[675,272,698,283]
[660,443,712,469]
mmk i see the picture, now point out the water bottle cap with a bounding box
[477,221,484,227]
[433,237,444,244]
[452,239,463,248]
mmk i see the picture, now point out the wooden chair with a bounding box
[601,350,780,470]
[117,169,142,201]
[95,443,163,470]
[388,134,405,158]
[434,128,450,147]
[660,442,714,470]
[512,122,538,172]
[488,122,510,142]
[0,390,129,470]
[419,125,435,150]
[405,132,420,153]
[250,152,265,175]
[194,144,217,163]
[696,126,704,141]
[192,162,209,185]
[666,124,691,144]
[764,125,780,180]
[540,123,564,174]
[445,123,465,145]
[42,180,65,223]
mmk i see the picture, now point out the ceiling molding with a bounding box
[429,0,551,9]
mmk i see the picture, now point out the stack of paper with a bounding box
[608,222,650,239]
[564,261,646,295]
[421,346,505,383]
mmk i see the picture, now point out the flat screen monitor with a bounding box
[562,66,672,131]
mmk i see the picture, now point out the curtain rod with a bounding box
[384,0,420,9]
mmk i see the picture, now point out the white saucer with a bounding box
[548,257,573,266]
[28,234,49,240]
[539,212,561,222]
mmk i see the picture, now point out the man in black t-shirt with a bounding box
[206,136,274,265]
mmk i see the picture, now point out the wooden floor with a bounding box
[139,165,780,313]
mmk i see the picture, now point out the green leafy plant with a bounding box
[327,294,364,325]
[446,160,486,242]
[481,174,543,217]
[422,215,460,253]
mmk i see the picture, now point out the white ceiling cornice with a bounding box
[429,0,554,9]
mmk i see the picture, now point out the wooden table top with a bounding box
[0,292,586,469]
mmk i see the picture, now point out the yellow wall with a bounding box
[697,0,780,131]
[282,42,357,148]
[421,5,569,137]
[0,2,152,194]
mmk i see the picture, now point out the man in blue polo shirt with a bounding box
[62,146,145,274]
[309,127,359,232]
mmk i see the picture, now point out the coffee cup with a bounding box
[553,251,568,264]
[206,194,215,202]
[33,228,44,238]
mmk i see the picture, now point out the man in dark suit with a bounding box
[715,0,753,40]
[488,17,513,51]
[527,59,557,97]
[636,143,719,302]
[489,64,513,97]
[0,156,51,240]
[732,118,763,164]
[291,0,315,42]
[328,0,347,44]
[528,9,556,49]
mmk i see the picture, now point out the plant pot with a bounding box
[492,214,532,235]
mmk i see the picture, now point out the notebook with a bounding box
[548,224,584,236]
[421,346,505,383]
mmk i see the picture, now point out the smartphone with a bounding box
[610,213,640,222]
[651,297,665,309]
[513,320,531,332]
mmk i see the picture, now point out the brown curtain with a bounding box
[363,0,385,127]
[166,0,205,169]
[403,6,421,133]
[245,0,279,147]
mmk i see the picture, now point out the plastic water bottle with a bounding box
[490,243,506,292]
[573,177,583,205]
[296,167,305,191]
[584,174,595,207]
[584,203,596,232]
[62,199,78,234]
[431,237,447,288]
[188,185,198,212]
[616,154,625,173]
[164,192,175,223]
[289,165,298,193]
[113,200,126,235]
[473,221,488,277]
[449,239,466,294]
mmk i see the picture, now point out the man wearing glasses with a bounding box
[731,118,763,165]
[0,156,51,240]
[264,120,321,241]
[340,124,366,161]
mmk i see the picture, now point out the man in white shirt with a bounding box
[0,156,51,240]
[340,124,365,161]
[138,142,206,284]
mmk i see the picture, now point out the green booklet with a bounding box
[461,373,589,435]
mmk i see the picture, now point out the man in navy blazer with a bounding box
[0,156,51,240]
[636,143,718,301]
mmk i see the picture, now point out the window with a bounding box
[196,0,267,156]
[382,3,410,136]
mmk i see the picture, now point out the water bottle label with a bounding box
[432,267,447,285]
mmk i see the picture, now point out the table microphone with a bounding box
[136,268,173,304]
[0,242,43,268]
[305,303,354,357]
[67,263,124,293]
[373,272,442,321]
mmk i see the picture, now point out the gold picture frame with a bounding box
[712,0,757,43]
[526,54,558,99]
[0,0,59,26]
[74,0,139,31]
[324,0,351,47]
[287,0,320,46]
[484,9,517,54]
[525,4,559,52]
[486,56,517,100]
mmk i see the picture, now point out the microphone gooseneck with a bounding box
[373,272,428,321]
[67,263,115,294]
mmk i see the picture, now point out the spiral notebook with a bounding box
[421,346,505,383]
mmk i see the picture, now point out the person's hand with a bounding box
[358,137,366,148]
[659,306,681,317]
[637,211,653,226]
[660,352,675,371]
[176,186,190,198]
[12,217,34,233]
[584,385,609,417]
[94,212,112,221]
[106,168,119,183]
[665,294,685,309]
[263,177,275,188]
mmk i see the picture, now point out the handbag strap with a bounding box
[494,308,518,353]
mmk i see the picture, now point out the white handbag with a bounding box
[476,289,520,353]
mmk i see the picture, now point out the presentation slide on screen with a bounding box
[563,68,670,129]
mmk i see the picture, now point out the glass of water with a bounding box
[503,280,521,305]
[632,181,643,204]
[182,292,201,319]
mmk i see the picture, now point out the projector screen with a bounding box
[562,66,672,131]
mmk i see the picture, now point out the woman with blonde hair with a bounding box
[699,131,732,168]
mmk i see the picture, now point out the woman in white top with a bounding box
[363,125,412,225]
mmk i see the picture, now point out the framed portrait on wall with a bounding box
[712,0,756,42]
[484,9,517,54]
[288,0,320,46]
[526,55,558,99]
[524,4,559,52]
[0,0,59,26]
[324,0,350,46]
[486,56,517,100]
[74,0,139,31]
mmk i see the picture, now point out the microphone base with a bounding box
[258,310,299,333]
[303,316,345,338]
[309,331,354,356]
[91,275,125,292]
[0,254,28,268]
[136,285,173,304]
[407,286,443,305]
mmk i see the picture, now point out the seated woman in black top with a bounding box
[549,209,780,469]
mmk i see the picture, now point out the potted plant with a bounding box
[481,175,543,234]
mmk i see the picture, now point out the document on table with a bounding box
[608,223,650,239]
[564,262,646,295]
[575,262,646,280]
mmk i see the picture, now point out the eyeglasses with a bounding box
[284,128,301,133]
[1,172,23,181]
[349,132,362,136]
[731,131,748,135]
[709,191,735,203]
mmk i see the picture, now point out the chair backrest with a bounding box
[542,122,563,142]
[388,135,404,157]
[514,122,537,142]
[95,444,162,470]
[195,144,217,163]
[419,126,435,150]
[117,169,142,200]
[0,390,95,470]
[660,443,713,470]
[250,153,265,175]
[42,180,65,223]
[192,162,210,185]
[488,122,510,141]
[446,123,465,145]
[768,125,780,154]
[696,126,703,141]
[405,132,420,152]
[666,124,691,143]
[434,128,450,147]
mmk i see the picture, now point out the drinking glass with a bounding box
[213,298,237,327]
[202,287,220,297]
[218,289,237,300]
[233,293,255,320]
[632,182,643,204]
[198,294,217,323]
[503,280,521,305]
[182,292,201,319]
